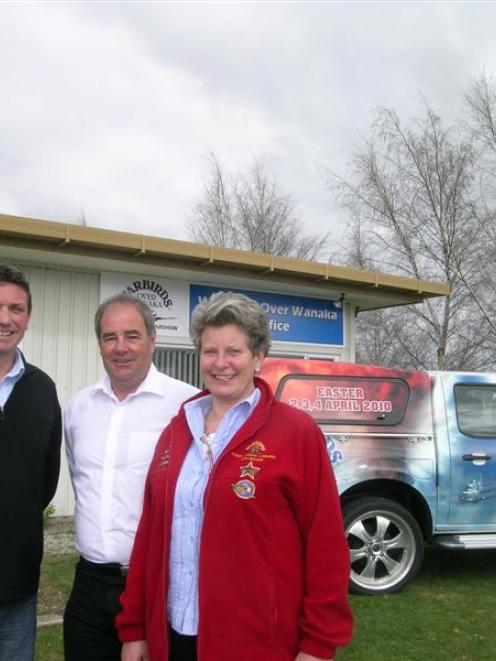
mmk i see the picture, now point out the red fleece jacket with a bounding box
[116,377,353,660]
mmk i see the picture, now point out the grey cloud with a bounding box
[1,2,496,241]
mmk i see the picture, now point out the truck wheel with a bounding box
[343,497,424,595]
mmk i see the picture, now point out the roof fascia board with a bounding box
[0,213,450,306]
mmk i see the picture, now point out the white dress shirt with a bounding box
[64,364,198,565]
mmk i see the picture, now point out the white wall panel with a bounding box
[15,263,101,515]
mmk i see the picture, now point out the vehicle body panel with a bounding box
[261,359,496,536]
[432,372,496,531]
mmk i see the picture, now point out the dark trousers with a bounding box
[169,627,197,661]
[63,557,126,661]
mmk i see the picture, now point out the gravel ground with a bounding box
[44,516,76,555]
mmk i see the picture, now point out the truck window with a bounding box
[454,384,496,437]
[275,374,409,425]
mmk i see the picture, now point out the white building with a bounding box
[0,213,449,514]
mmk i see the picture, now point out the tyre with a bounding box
[343,497,424,595]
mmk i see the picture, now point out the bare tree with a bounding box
[329,103,490,370]
[464,73,496,251]
[465,72,496,157]
[189,154,328,261]
[189,153,235,248]
[458,73,496,337]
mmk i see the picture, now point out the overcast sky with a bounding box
[1,1,495,250]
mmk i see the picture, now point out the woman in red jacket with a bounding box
[116,292,353,661]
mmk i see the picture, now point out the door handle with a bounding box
[462,453,492,461]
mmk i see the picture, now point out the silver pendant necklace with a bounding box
[200,432,215,471]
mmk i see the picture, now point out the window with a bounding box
[455,384,496,438]
[275,374,410,426]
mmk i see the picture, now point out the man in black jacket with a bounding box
[0,265,61,661]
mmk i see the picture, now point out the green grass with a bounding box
[37,553,77,617]
[35,547,496,660]
[36,626,64,661]
[36,553,77,661]
[340,547,496,660]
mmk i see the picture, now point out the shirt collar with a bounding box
[184,386,261,423]
[2,348,25,382]
[90,363,164,400]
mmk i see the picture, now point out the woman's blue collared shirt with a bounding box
[167,388,261,635]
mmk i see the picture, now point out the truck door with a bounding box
[444,375,496,526]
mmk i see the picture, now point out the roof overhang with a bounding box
[0,213,450,311]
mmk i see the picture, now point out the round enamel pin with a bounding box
[232,479,256,499]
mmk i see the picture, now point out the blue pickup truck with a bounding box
[261,358,496,595]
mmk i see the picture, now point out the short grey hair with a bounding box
[94,293,156,339]
[190,291,271,356]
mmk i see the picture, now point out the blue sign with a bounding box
[189,285,344,346]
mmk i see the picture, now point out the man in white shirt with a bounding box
[63,293,198,661]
